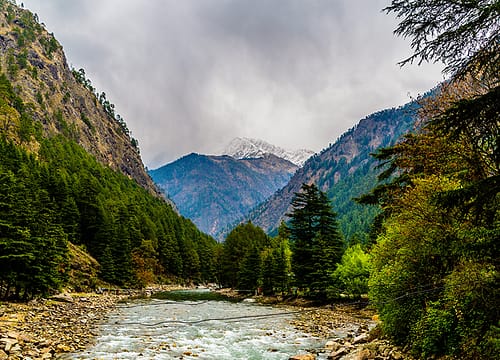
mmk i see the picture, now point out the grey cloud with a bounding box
[22,0,444,168]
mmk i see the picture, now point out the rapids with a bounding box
[62,289,328,359]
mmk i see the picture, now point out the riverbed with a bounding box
[61,289,328,359]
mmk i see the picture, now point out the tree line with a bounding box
[216,183,370,300]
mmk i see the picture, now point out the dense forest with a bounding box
[360,1,499,359]
[0,126,218,296]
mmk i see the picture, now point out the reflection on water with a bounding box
[63,289,327,359]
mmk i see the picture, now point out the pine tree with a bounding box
[288,183,344,296]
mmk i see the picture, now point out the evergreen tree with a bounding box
[220,221,269,289]
[237,246,262,291]
[288,183,344,296]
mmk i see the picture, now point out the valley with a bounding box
[0,1,497,359]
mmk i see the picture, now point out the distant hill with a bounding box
[221,137,315,166]
[150,153,298,237]
[247,100,422,243]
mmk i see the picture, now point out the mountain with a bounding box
[222,137,315,166]
[149,153,298,237]
[248,100,422,242]
[0,2,217,294]
[0,3,157,195]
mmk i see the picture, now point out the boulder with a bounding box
[328,347,348,360]
[353,333,369,344]
[51,293,74,303]
[289,354,316,360]
[356,348,377,360]
[325,340,342,351]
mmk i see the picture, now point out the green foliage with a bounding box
[365,86,499,359]
[0,140,69,299]
[288,183,344,296]
[219,221,270,289]
[384,0,500,80]
[6,51,18,79]
[331,244,371,298]
[220,221,292,295]
[261,223,292,295]
[80,112,93,130]
[40,34,59,58]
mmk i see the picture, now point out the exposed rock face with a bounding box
[0,3,158,195]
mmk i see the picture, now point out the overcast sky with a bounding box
[21,0,444,168]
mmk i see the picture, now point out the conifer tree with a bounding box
[288,183,344,295]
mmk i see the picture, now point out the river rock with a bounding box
[1,338,17,352]
[355,348,377,360]
[325,340,342,351]
[51,293,74,303]
[289,354,316,360]
[353,333,369,344]
[328,346,348,360]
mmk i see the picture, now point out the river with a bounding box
[62,289,329,359]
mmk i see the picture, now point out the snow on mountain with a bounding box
[221,137,315,166]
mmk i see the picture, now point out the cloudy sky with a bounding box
[21,0,444,168]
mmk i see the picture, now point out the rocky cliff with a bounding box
[0,1,157,194]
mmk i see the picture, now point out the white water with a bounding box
[64,290,328,359]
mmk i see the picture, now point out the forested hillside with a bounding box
[0,0,217,298]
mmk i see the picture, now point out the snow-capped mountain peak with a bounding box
[221,137,315,166]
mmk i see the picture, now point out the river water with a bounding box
[64,290,328,359]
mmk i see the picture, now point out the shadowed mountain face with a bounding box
[150,153,298,238]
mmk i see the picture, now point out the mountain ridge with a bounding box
[247,100,422,241]
[150,152,298,237]
[221,137,315,166]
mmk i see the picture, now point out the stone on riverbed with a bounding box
[51,293,74,303]
[289,354,316,360]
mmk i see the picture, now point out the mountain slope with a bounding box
[0,1,217,293]
[222,137,315,166]
[0,2,157,194]
[248,101,421,242]
[150,153,298,237]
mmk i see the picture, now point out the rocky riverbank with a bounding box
[287,304,413,360]
[0,293,125,359]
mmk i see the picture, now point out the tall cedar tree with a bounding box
[288,183,343,295]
